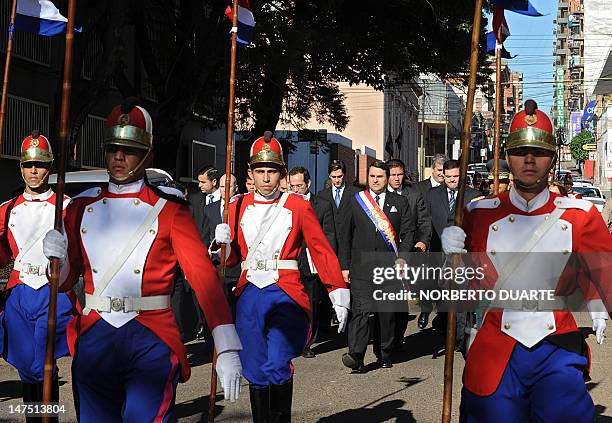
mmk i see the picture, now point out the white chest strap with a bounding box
[83,198,167,315]
[494,206,565,292]
[243,193,290,265]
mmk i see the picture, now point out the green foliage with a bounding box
[569,130,594,161]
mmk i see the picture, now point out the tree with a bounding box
[569,130,593,161]
[61,0,487,173]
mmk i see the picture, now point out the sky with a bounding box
[488,0,556,113]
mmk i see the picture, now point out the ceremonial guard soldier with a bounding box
[42,99,242,422]
[213,132,350,422]
[0,132,73,415]
[442,100,609,422]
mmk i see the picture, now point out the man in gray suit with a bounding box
[413,154,448,198]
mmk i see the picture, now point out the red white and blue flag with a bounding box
[492,6,510,44]
[225,0,255,45]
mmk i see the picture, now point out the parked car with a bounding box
[572,186,606,212]
[573,179,594,188]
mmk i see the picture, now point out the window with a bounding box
[77,115,105,169]
[191,141,216,181]
[1,96,49,159]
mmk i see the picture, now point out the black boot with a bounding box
[22,383,42,423]
[270,380,293,423]
[249,385,270,423]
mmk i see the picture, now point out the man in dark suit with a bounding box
[317,160,358,246]
[386,159,432,347]
[413,154,448,198]
[421,159,480,331]
[339,160,415,372]
[289,166,336,358]
[190,165,221,240]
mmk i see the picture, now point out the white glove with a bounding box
[42,229,67,261]
[216,350,242,402]
[441,226,467,254]
[334,305,349,333]
[593,318,606,345]
[215,223,231,245]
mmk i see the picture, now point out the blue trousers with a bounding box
[460,341,595,423]
[72,319,180,423]
[236,284,309,388]
[1,284,72,383]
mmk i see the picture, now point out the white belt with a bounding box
[85,293,171,313]
[241,259,299,272]
[14,261,46,276]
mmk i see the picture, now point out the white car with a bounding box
[573,179,594,188]
[48,168,175,197]
[572,186,606,212]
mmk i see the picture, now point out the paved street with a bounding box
[1,313,611,423]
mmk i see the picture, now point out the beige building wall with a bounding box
[278,82,385,159]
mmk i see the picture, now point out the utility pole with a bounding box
[444,83,449,158]
[420,89,426,180]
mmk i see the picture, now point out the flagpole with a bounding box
[441,0,483,421]
[43,0,76,417]
[0,0,18,152]
[209,0,239,420]
[493,42,502,195]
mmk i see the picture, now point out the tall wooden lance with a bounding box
[493,41,503,195]
[209,0,239,420]
[441,0,483,422]
[43,0,76,418]
[0,0,18,151]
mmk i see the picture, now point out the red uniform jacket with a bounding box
[462,189,612,396]
[60,182,234,381]
[225,192,349,316]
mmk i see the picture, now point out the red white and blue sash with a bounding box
[355,191,399,256]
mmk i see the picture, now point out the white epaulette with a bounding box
[466,197,501,213]
[71,186,103,202]
[229,193,245,203]
[157,186,185,200]
[553,196,593,212]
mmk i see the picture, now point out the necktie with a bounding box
[449,190,456,212]
[207,194,214,205]
[375,195,381,207]
[334,188,341,207]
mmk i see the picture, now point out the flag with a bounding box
[14,0,68,36]
[491,0,543,17]
[394,126,403,152]
[225,0,256,45]
[492,6,510,43]
[582,100,596,126]
[385,129,394,158]
[486,32,516,59]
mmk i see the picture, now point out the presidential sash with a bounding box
[355,191,399,256]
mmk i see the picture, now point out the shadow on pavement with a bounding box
[187,342,213,368]
[595,405,612,422]
[0,380,21,401]
[311,331,348,355]
[317,399,416,423]
[170,391,251,423]
[392,329,446,364]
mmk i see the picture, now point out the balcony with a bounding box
[559,1,569,9]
